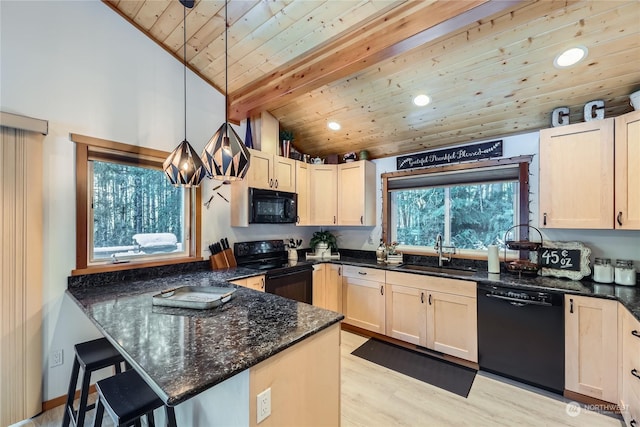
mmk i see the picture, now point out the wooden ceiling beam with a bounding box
[228,0,523,122]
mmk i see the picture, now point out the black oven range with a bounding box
[234,240,313,304]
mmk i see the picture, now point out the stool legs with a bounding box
[62,358,81,427]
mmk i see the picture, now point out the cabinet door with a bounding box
[295,161,310,225]
[273,156,296,192]
[539,119,614,229]
[312,264,326,308]
[325,264,343,313]
[385,284,426,346]
[342,276,385,333]
[565,295,618,402]
[615,110,640,230]
[337,161,375,226]
[310,164,338,225]
[426,291,477,362]
[620,307,640,426]
[247,149,273,190]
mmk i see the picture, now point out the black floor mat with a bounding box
[351,338,477,398]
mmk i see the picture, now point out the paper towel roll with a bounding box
[488,245,500,273]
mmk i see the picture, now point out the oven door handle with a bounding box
[485,293,553,307]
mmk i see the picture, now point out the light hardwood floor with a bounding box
[14,330,623,427]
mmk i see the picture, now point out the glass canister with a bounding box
[614,259,637,286]
[593,258,614,284]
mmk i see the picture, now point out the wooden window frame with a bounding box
[381,155,532,259]
[72,133,202,275]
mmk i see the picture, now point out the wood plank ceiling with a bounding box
[105,0,640,159]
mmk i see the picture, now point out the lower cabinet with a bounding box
[565,295,618,403]
[312,263,342,312]
[426,290,477,362]
[342,266,386,333]
[385,271,478,363]
[620,306,640,426]
[231,275,265,292]
[385,284,425,345]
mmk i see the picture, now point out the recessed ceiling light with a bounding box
[553,46,588,68]
[328,121,341,131]
[413,94,431,107]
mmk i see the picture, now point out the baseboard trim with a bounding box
[42,385,97,412]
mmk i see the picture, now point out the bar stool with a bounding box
[62,337,126,427]
[93,369,178,427]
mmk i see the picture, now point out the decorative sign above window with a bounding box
[396,140,502,171]
[538,241,591,280]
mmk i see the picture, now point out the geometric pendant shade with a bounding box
[201,122,251,182]
[163,139,208,187]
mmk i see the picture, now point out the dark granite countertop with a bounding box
[67,269,343,406]
[331,255,640,321]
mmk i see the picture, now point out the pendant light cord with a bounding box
[183,5,187,142]
[224,0,229,138]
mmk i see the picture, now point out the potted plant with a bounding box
[309,230,337,256]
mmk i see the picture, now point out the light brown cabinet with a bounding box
[539,118,614,229]
[312,263,342,312]
[540,110,640,230]
[342,266,386,333]
[565,295,618,402]
[246,148,296,192]
[426,290,477,362]
[309,164,338,225]
[615,110,640,230]
[385,284,425,345]
[308,160,375,226]
[337,161,376,226]
[385,271,477,362]
[295,161,310,225]
[620,307,640,426]
[231,275,265,292]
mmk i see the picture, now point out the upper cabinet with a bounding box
[309,164,338,225]
[615,110,640,230]
[540,110,640,230]
[539,118,614,229]
[296,161,310,225]
[246,148,296,193]
[308,160,376,226]
[337,161,376,226]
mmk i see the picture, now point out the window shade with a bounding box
[387,164,520,190]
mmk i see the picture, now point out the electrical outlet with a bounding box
[50,349,63,368]
[256,387,271,424]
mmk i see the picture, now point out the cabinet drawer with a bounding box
[342,265,385,282]
[386,271,476,297]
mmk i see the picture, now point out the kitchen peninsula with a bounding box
[67,265,343,427]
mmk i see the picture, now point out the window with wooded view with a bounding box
[90,161,187,261]
[390,182,517,250]
[385,159,529,253]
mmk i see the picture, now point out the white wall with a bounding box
[0,0,313,401]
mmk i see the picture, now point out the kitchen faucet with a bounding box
[434,234,456,267]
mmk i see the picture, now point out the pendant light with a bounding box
[201,0,250,181]
[163,0,208,187]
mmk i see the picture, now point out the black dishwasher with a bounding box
[477,283,564,394]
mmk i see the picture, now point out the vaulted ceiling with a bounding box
[105,0,640,159]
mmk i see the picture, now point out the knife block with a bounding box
[210,254,226,270]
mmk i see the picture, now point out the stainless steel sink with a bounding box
[396,264,476,277]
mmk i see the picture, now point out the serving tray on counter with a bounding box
[152,286,235,310]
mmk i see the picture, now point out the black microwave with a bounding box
[249,188,298,224]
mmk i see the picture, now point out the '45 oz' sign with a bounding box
[539,241,592,281]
